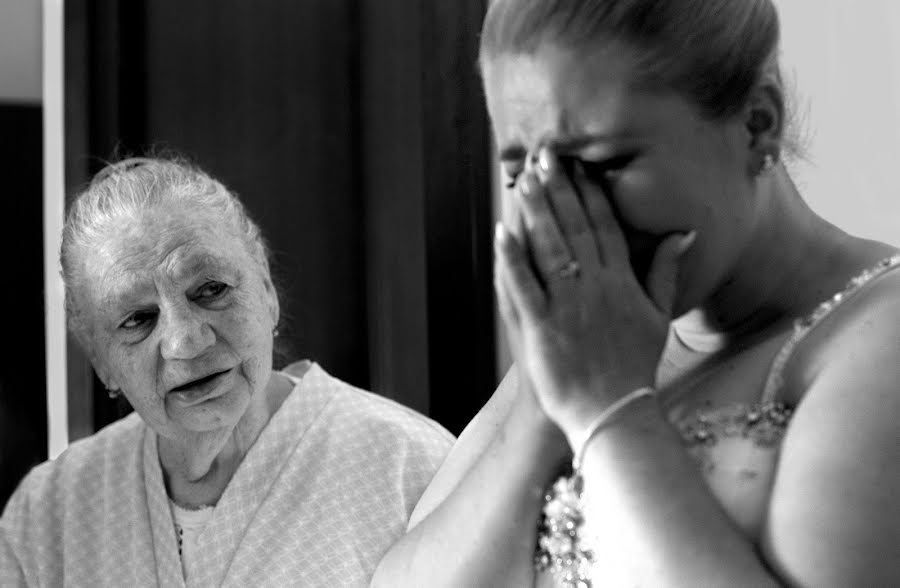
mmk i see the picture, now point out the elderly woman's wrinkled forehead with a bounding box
[82,205,258,303]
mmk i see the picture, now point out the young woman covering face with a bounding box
[373,1,900,586]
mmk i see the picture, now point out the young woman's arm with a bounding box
[371,368,569,587]
[761,278,900,586]
[574,397,781,586]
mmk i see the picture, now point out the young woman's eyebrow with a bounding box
[499,132,634,163]
[550,132,633,153]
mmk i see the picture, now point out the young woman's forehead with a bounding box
[485,49,671,152]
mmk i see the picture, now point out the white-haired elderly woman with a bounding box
[0,158,453,587]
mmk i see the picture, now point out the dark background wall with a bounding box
[63,0,497,442]
[0,104,47,508]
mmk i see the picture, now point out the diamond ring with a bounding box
[556,259,581,280]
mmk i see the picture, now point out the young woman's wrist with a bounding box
[508,380,572,468]
[558,386,660,453]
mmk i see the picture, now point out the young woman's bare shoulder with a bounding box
[762,268,900,586]
[407,366,520,529]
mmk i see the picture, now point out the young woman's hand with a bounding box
[494,147,694,442]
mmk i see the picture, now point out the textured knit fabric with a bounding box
[170,501,214,580]
[0,362,454,587]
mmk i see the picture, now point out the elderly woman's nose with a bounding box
[159,308,215,360]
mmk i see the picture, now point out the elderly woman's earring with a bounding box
[758,153,776,176]
[273,327,280,338]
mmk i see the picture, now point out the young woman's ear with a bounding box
[743,78,786,176]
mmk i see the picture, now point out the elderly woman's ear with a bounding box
[91,354,120,394]
[262,274,280,329]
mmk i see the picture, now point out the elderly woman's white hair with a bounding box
[60,157,274,348]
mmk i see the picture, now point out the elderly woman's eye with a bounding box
[196,281,231,300]
[120,310,156,330]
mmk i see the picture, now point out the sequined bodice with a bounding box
[672,255,900,475]
[536,254,900,588]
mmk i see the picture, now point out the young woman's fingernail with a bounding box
[519,173,536,198]
[538,148,553,175]
[677,231,697,255]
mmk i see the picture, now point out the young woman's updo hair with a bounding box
[479,0,781,121]
[60,157,274,345]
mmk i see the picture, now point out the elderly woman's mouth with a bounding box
[168,368,235,405]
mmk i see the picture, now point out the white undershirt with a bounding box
[169,500,214,580]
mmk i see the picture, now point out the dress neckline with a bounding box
[675,253,900,453]
[760,253,900,402]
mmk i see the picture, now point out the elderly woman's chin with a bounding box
[162,368,254,433]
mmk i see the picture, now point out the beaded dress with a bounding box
[535,254,900,588]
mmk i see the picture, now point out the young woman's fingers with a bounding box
[535,148,600,268]
[494,222,547,320]
[645,231,696,315]
[494,258,519,330]
[494,263,525,365]
[572,162,630,268]
[501,182,525,242]
[517,173,575,283]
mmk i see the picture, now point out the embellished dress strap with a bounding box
[761,253,900,404]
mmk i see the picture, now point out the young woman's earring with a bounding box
[107,387,121,400]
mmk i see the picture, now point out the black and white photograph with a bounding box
[2,1,899,586]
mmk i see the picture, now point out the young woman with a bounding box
[373,1,900,585]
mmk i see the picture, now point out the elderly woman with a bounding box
[374,0,900,586]
[0,158,453,587]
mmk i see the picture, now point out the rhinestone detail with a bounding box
[676,401,793,472]
[764,254,900,398]
[534,472,594,587]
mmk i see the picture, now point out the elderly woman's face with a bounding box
[483,43,760,313]
[81,205,278,439]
